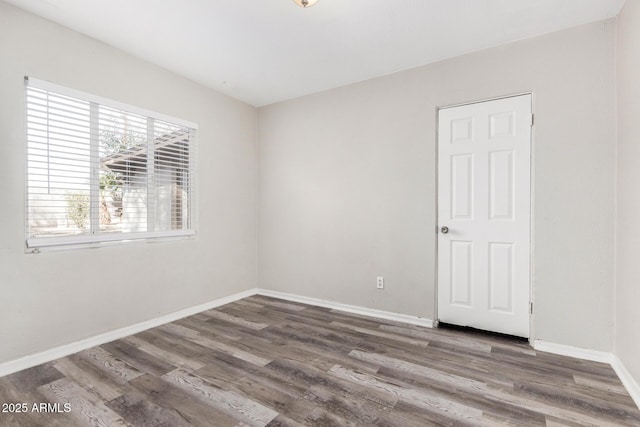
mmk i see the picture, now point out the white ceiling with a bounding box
[5,0,626,106]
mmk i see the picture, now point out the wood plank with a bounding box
[265,413,306,427]
[200,309,269,330]
[2,362,64,393]
[303,382,393,425]
[37,377,128,427]
[348,349,487,394]
[485,387,632,427]
[185,333,271,367]
[330,321,430,348]
[163,368,279,426]
[511,380,640,425]
[379,324,492,353]
[573,373,633,397]
[101,340,175,377]
[174,316,243,341]
[121,335,206,372]
[195,352,305,402]
[77,347,144,385]
[328,364,487,425]
[105,388,192,427]
[135,328,211,361]
[53,358,122,402]
[234,299,267,309]
[129,373,240,426]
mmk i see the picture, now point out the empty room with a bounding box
[1,0,639,425]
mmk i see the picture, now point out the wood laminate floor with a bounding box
[1,295,638,426]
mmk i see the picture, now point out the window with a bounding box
[25,78,197,252]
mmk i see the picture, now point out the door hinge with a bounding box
[530,114,535,127]
[530,301,534,314]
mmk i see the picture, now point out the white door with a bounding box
[437,94,532,338]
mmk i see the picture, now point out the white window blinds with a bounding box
[25,77,197,252]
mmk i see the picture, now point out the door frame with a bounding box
[434,92,536,342]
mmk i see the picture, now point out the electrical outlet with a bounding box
[376,276,384,289]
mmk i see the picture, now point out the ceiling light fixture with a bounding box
[293,0,319,8]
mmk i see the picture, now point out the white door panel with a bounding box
[437,94,531,338]
[451,154,474,219]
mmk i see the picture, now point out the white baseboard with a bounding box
[612,355,640,410]
[256,288,435,328]
[0,288,258,377]
[533,340,614,364]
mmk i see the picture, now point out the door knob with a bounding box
[441,226,449,234]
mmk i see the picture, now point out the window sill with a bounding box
[25,230,196,254]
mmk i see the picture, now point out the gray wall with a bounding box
[616,0,640,387]
[259,20,617,352]
[0,2,258,364]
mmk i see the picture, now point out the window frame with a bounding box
[24,77,198,253]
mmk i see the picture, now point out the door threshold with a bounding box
[438,322,529,343]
